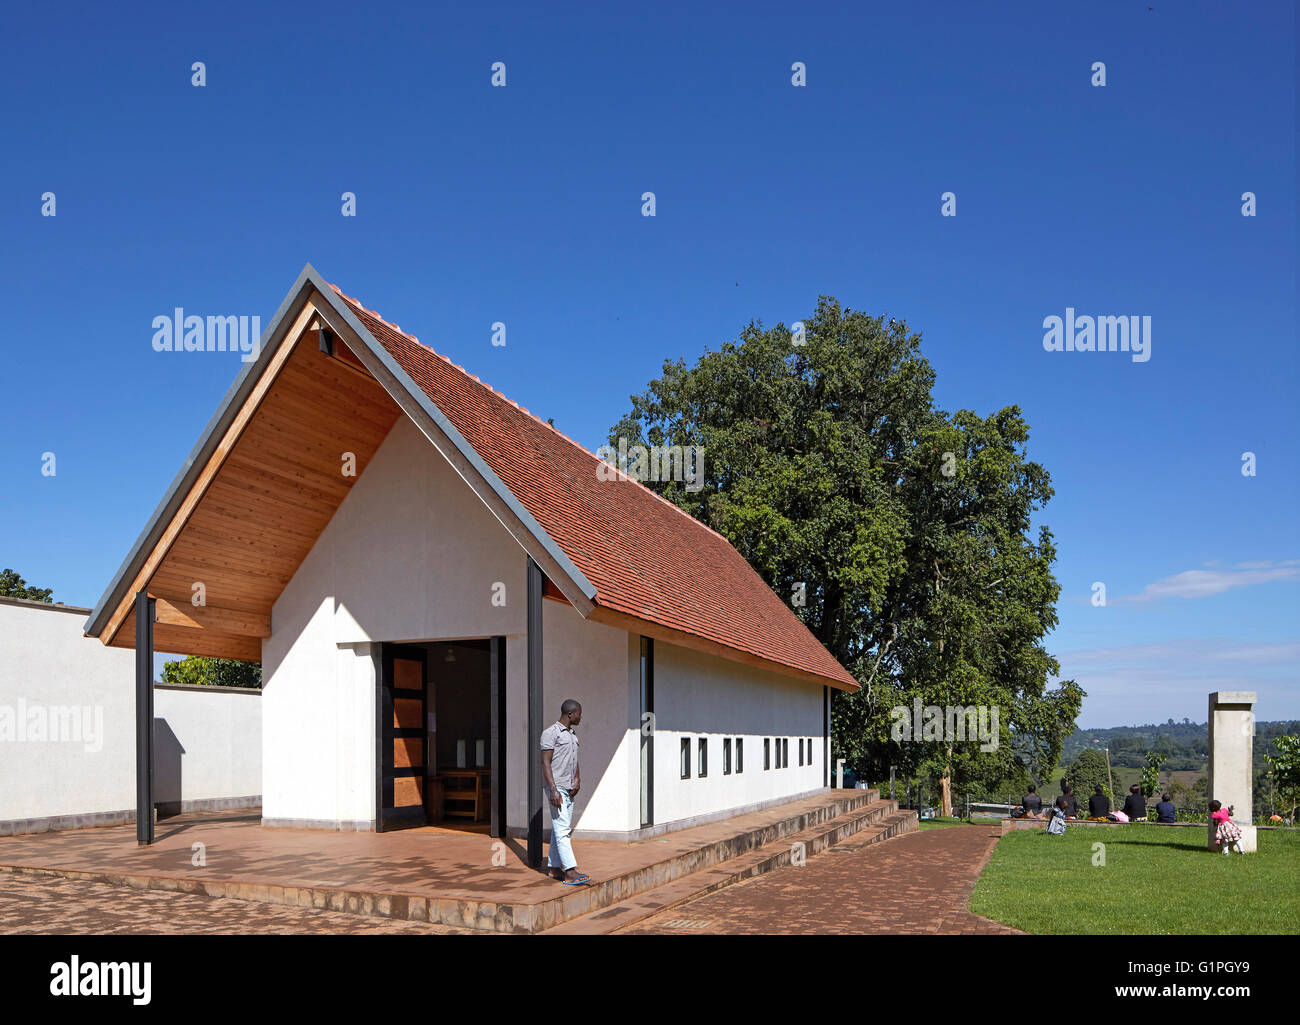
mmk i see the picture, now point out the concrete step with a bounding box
[524,789,882,932]
[546,799,918,934]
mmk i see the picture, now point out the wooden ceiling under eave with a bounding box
[104,306,403,662]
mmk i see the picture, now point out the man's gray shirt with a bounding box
[540,721,580,789]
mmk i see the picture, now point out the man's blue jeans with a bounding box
[546,787,577,871]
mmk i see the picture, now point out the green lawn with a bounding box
[970,827,1300,934]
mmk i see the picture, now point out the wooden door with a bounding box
[377,644,428,831]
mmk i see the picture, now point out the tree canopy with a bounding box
[608,297,1082,809]
[161,656,261,690]
[0,568,53,603]
[1066,748,1114,804]
[1264,734,1300,820]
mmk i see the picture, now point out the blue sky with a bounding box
[1,1,1295,726]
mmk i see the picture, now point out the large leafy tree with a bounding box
[1066,748,1114,807]
[609,297,1081,812]
[879,407,1083,814]
[162,656,261,690]
[1264,735,1300,821]
[0,568,53,603]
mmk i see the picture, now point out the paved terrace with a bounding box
[623,822,1020,934]
[0,791,879,933]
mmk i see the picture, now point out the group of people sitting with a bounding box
[1020,783,1178,829]
[1020,784,1245,850]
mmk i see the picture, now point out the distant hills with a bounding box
[1064,720,1298,772]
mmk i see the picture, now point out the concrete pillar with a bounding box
[1206,691,1256,853]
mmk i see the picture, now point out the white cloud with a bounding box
[1052,637,1300,723]
[1206,642,1300,663]
[1121,566,1300,602]
[1058,638,1300,668]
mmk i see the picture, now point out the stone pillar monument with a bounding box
[1206,691,1256,853]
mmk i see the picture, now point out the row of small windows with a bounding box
[679,737,818,779]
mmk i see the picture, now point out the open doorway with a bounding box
[375,637,505,835]
[424,639,492,833]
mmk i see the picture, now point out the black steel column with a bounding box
[489,635,507,839]
[526,557,544,868]
[134,590,155,846]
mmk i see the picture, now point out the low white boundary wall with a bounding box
[0,596,261,834]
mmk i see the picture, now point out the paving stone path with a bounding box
[0,872,476,935]
[0,822,1018,935]
[621,823,1022,934]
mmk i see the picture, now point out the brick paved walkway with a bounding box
[0,872,477,934]
[0,793,850,908]
[0,792,878,932]
[621,824,1021,934]
[0,815,1014,935]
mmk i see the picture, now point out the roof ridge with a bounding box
[329,283,734,546]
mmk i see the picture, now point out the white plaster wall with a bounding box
[261,413,832,836]
[327,417,525,645]
[260,601,383,826]
[503,601,635,835]
[263,415,526,827]
[649,640,826,828]
[154,685,261,805]
[0,599,260,826]
[0,601,137,821]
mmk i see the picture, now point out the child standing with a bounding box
[1210,799,1243,854]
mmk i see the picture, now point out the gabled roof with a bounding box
[329,287,857,691]
[86,266,858,691]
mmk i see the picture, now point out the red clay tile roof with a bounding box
[332,285,859,691]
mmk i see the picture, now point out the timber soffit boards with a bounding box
[91,295,377,660]
[84,267,319,644]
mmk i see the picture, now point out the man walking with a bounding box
[540,699,589,884]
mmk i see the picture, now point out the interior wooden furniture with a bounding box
[423,775,444,824]
[439,768,491,822]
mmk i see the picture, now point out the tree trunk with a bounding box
[940,744,954,818]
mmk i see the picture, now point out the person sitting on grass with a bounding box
[1088,785,1110,819]
[1155,793,1177,823]
[1021,785,1042,817]
[1060,785,1078,819]
[1046,796,1068,835]
[1121,784,1147,822]
[1210,800,1243,854]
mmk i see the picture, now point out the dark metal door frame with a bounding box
[489,635,507,838]
[375,643,428,832]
